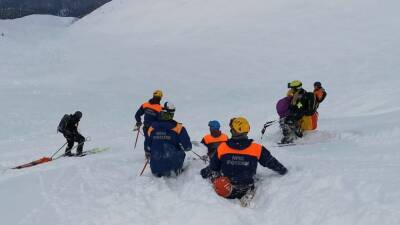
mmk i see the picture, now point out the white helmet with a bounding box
[163,102,176,113]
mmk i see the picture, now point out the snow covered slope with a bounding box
[1,0,400,224]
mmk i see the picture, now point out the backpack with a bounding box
[276,96,292,118]
[303,92,317,116]
[57,114,70,133]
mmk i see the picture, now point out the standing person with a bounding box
[276,96,295,143]
[313,81,327,109]
[134,90,163,152]
[299,81,326,131]
[145,102,192,177]
[200,120,228,179]
[279,80,307,144]
[209,117,287,200]
[287,80,307,122]
[57,111,85,156]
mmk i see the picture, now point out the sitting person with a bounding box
[200,120,228,178]
[209,117,287,200]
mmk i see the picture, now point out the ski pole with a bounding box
[190,150,208,163]
[50,142,68,159]
[139,159,149,176]
[133,124,142,150]
[190,150,202,158]
[52,137,90,160]
[261,120,277,139]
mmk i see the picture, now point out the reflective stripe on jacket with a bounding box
[217,142,262,160]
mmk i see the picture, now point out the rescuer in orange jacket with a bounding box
[200,120,228,178]
[134,90,163,151]
[145,102,192,177]
[201,120,228,157]
[209,117,287,200]
[313,81,327,110]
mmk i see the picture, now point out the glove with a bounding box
[200,167,212,179]
[278,167,288,175]
[210,172,221,182]
[133,122,142,131]
[294,127,303,137]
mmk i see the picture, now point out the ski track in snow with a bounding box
[1,0,400,224]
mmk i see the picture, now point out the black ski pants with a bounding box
[64,132,85,154]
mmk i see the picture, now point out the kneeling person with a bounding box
[209,117,287,199]
[145,102,192,177]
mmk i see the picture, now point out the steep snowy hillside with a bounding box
[1,0,400,225]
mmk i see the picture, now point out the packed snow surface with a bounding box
[1,0,400,225]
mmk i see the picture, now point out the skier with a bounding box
[209,117,287,200]
[200,120,228,179]
[279,80,306,144]
[145,102,192,177]
[57,111,85,156]
[134,90,163,151]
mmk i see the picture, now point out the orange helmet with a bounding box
[213,176,232,198]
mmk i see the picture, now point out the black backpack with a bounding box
[303,92,317,116]
[57,114,70,133]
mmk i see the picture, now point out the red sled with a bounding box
[12,157,52,169]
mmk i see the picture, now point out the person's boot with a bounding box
[240,187,256,207]
[280,136,289,144]
[76,143,84,156]
[65,150,73,157]
[281,134,294,144]
[295,129,303,138]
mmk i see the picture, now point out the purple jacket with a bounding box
[276,96,292,118]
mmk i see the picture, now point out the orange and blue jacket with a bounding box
[135,98,162,126]
[210,138,287,185]
[145,120,192,174]
[201,132,228,157]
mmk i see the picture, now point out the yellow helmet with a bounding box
[288,80,302,89]
[153,90,163,98]
[229,117,250,134]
